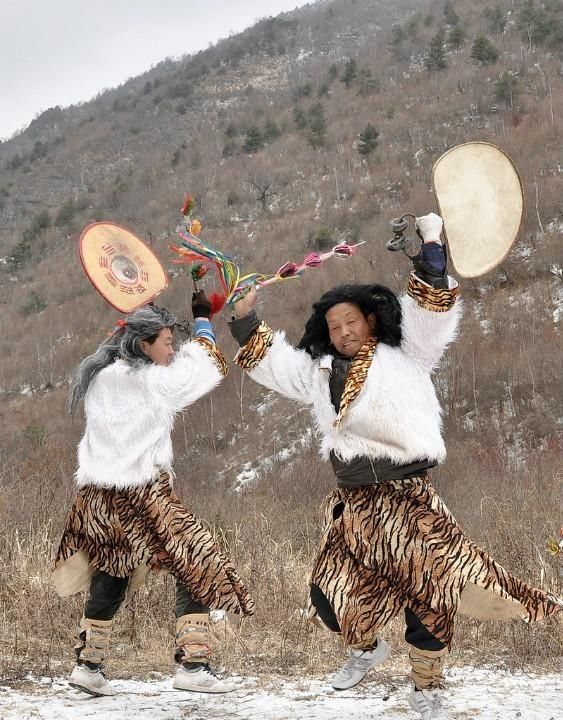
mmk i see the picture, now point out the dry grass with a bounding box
[0,435,561,685]
[1,0,563,688]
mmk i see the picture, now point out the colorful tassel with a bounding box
[171,193,365,305]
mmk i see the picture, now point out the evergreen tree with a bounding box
[517,3,552,46]
[263,120,281,143]
[448,24,466,51]
[55,199,76,227]
[292,83,312,102]
[293,106,307,130]
[471,35,499,64]
[548,19,563,49]
[357,68,380,96]
[444,0,459,26]
[495,71,520,110]
[328,63,339,83]
[357,124,379,157]
[406,14,421,40]
[307,103,327,149]
[484,6,507,37]
[243,126,264,154]
[341,58,357,89]
[18,291,47,316]
[391,24,406,46]
[425,28,448,71]
[390,24,408,61]
[222,141,237,158]
[7,210,51,270]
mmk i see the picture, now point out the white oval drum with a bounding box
[79,222,168,312]
[432,142,524,278]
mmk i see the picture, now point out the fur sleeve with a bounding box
[142,339,226,413]
[400,273,462,371]
[235,324,317,405]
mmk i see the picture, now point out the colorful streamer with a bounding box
[171,194,365,305]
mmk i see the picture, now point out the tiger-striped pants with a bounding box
[53,472,255,617]
[308,477,563,648]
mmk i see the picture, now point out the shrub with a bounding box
[243,126,264,154]
[18,291,47,316]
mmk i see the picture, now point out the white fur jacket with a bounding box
[76,338,227,490]
[235,274,461,466]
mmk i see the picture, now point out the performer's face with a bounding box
[141,328,175,366]
[325,302,375,358]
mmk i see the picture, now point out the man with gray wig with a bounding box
[53,292,254,696]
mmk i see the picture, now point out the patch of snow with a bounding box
[0,668,561,719]
[232,427,314,492]
[234,464,258,490]
[296,49,313,63]
[252,391,276,417]
[479,318,492,335]
[552,282,563,325]
[514,245,532,259]
[20,384,32,397]
[314,195,322,221]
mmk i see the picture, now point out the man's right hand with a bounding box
[233,285,258,319]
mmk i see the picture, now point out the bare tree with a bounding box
[241,158,277,212]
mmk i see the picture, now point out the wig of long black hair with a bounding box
[297,283,402,358]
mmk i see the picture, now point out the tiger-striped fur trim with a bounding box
[53,473,254,616]
[407,273,459,312]
[234,321,274,370]
[308,478,563,648]
[195,337,229,377]
[334,337,378,427]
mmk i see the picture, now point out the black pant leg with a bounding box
[404,608,445,651]
[175,578,208,618]
[309,584,341,633]
[84,571,129,621]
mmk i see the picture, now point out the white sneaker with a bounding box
[68,664,116,697]
[173,664,237,693]
[330,638,391,690]
[408,687,450,719]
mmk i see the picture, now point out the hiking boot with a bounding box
[330,638,391,690]
[69,663,115,697]
[408,687,450,719]
[173,663,237,693]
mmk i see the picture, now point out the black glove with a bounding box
[191,290,213,319]
[411,243,449,290]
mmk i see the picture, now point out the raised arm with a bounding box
[143,291,228,413]
[400,213,462,371]
[228,288,317,405]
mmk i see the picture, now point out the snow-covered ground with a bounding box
[1,667,561,719]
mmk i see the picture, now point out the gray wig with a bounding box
[69,304,176,414]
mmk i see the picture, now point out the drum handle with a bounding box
[386,212,421,258]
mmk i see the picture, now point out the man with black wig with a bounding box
[229,213,562,719]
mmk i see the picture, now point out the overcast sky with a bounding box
[1,0,314,141]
